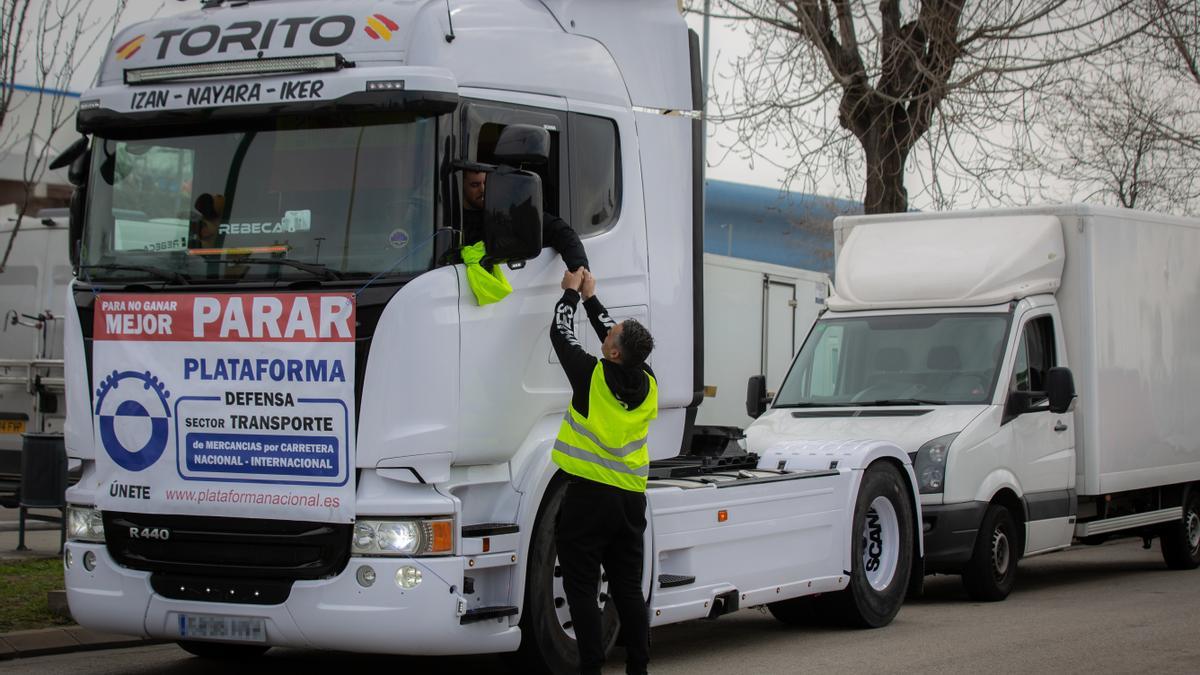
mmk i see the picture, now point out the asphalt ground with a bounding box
[3,537,1197,674]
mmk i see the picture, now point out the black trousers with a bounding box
[555,477,649,675]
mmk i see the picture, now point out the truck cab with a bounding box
[61,1,921,669]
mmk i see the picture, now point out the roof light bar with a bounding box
[125,54,346,85]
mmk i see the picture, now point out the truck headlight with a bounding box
[67,506,105,542]
[351,518,454,556]
[914,433,957,494]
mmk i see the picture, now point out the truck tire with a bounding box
[506,478,619,674]
[177,641,269,659]
[1160,490,1200,570]
[770,462,913,628]
[961,504,1018,601]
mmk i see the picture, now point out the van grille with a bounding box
[104,511,350,580]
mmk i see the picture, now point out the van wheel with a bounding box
[962,505,1018,601]
[769,462,913,628]
[177,641,269,659]
[505,479,618,674]
[1161,490,1200,570]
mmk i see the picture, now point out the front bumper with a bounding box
[921,500,988,573]
[64,542,520,655]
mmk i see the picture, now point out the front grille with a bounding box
[105,512,351,580]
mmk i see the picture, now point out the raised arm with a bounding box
[550,269,598,399]
[579,269,615,343]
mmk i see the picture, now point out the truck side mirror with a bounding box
[493,124,550,166]
[482,167,543,264]
[68,186,87,268]
[1046,367,1076,414]
[746,375,769,418]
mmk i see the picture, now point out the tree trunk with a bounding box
[860,112,909,214]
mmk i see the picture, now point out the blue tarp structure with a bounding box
[703,180,860,276]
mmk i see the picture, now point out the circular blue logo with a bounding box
[94,370,171,472]
[389,228,410,249]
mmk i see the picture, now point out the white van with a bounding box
[747,205,1200,599]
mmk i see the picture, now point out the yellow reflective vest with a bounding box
[552,361,658,492]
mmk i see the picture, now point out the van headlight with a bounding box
[351,517,454,556]
[67,506,105,542]
[914,433,957,494]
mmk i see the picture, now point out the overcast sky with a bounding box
[27,1,864,202]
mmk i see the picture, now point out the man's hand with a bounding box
[561,268,584,292]
[580,268,596,300]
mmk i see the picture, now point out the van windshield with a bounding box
[81,113,437,283]
[774,313,1011,407]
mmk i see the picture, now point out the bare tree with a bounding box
[697,1,1147,213]
[0,0,128,270]
[1,0,35,132]
[1136,0,1200,150]
[1036,65,1200,213]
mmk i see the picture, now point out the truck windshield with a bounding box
[81,114,437,283]
[774,313,1010,407]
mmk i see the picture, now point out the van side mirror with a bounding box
[746,375,769,418]
[482,167,543,264]
[493,124,550,166]
[1046,367,1076,414]
[1005,366,1076,422]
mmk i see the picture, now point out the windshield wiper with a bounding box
[856,398,947,406]
[80,264,190,285]
[207,258,345,281]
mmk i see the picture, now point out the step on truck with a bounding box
[746,205,1200,601]
[59,1,921,669]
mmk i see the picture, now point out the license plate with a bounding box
[0,420,25,434]
[178,614,266,642]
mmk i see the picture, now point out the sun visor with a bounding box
[828,215,1066,311]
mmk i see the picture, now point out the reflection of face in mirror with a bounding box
[463,170,486,211]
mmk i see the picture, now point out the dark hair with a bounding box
[617,319,654,367]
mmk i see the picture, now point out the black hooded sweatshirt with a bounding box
[550,289,652,416]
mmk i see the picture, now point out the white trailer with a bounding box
[59,1,919,670]
[0,211,68,502]
[698,253,828,429]
[747,204,1200,601]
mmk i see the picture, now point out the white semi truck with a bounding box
[747,205,1200,601]
[59,1,918,670]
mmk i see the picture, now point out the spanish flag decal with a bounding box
[364,14,398,41]
[116,35,145,60]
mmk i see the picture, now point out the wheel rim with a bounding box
[991,526,1011,580]
[1186,508,1200,555]
[862,496,900,591]
[551,556,608,640]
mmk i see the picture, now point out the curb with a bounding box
[0,626,163,660]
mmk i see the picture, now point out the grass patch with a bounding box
[0,557,72,632]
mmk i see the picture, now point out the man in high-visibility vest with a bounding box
[550,267,656,675]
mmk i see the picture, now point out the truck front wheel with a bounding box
[770,462,913,628]
[961,504,1018,601]
[1161,489,1200,570]
[507,478,619,674]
